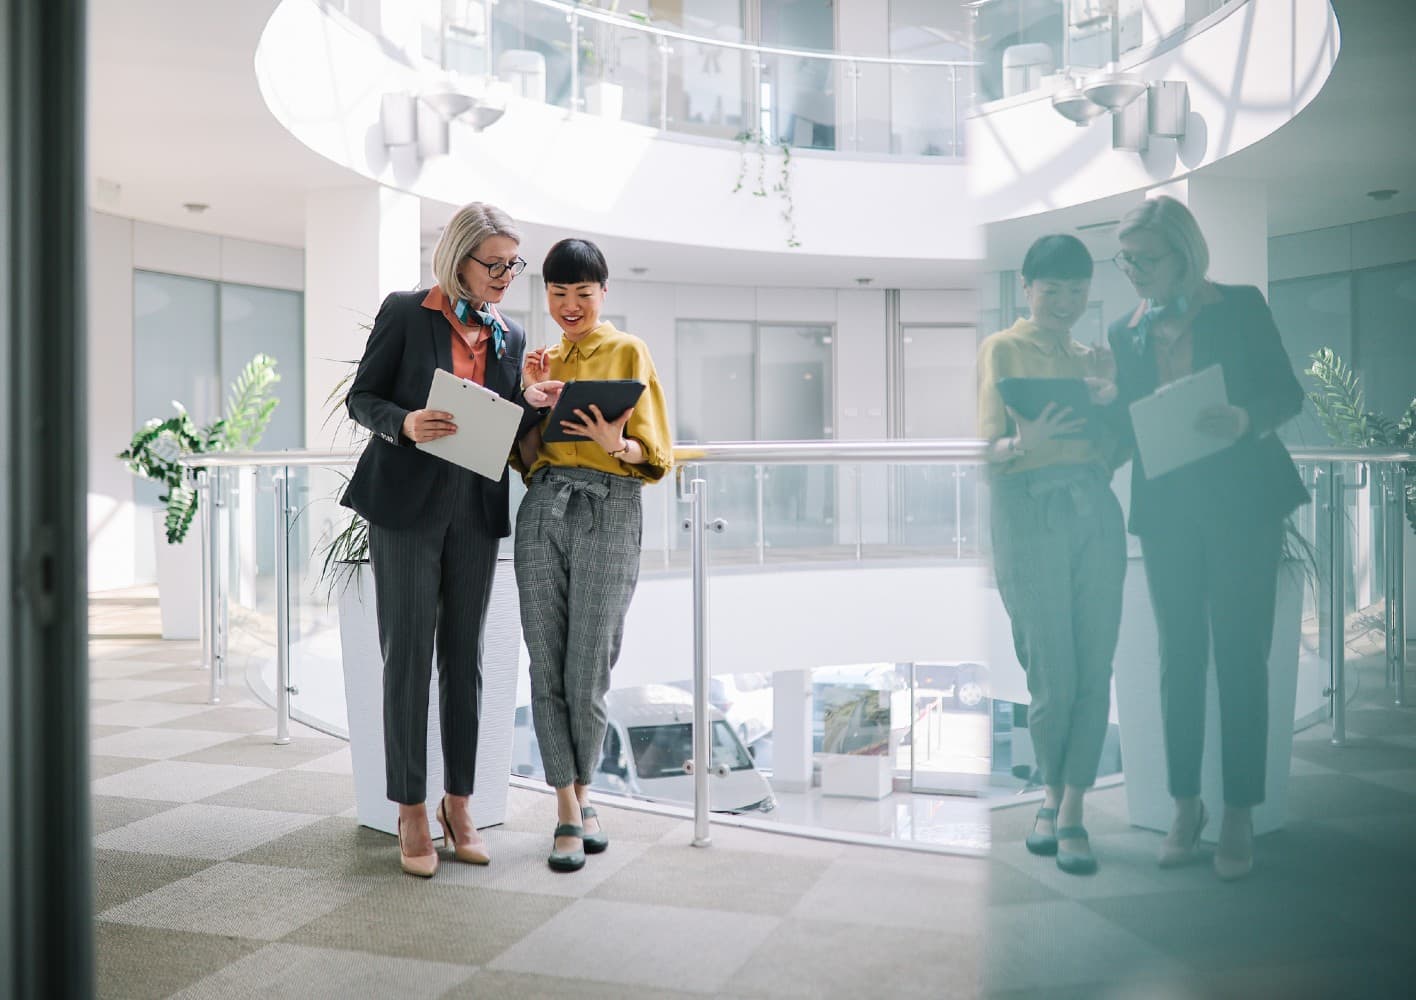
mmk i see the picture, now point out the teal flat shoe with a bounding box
[580,805,609,855]
[1055,825,1098,876]
[548,823,585,873]
[1025,806,1058,857]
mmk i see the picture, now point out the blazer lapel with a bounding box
[429,309,453,373]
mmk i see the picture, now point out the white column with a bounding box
[771,668,814,794]
[1152,174,1268,292]
[304,185,422,450]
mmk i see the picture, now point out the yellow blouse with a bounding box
[519,321,673,483]
[976,317,1112,475]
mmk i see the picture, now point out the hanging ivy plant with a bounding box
[732,129,799,248]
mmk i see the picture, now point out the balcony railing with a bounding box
[179,442,1410,846]
[433,0,976,157]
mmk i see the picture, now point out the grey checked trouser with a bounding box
[515,466,643,788]
[990,464,1126,789]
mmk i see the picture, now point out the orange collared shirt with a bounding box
[422,286,491,386]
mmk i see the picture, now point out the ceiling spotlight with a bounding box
[1051,83,1108,126]
[629,267,649,275]
[1367,189,1399,201]
[183,202,209,214]
[1083,69,1148,111]
[855,277,873,285]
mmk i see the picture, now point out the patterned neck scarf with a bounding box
[1133,294,1189,353]
[453,299,507,360]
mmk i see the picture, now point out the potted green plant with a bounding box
[119,354,280,638]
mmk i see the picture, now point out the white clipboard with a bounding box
[415,368,522,480]
[1129,364,1230,479]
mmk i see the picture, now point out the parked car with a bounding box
[513,685,776,813]
[669,672,774,747]
[911,661,990,712]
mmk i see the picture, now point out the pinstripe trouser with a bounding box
[990,464,1126,789]
[515,466,643,789]
[367,467,499,805]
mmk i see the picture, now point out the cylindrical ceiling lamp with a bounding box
[1112,89,1149,152]
[1147,81,1190,138]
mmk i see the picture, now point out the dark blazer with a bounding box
[1107,283,1309,537]
[340,289,541,535]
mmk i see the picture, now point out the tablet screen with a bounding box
[542,379,647,443]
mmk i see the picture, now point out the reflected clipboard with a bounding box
[416,368,523,480]
[1129,364,1230,479]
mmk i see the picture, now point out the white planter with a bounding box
[819,752,893,799]
[337,558,521,835]
[584,80,623,121]
[153,508,202,640]
[1113,561,1304,838]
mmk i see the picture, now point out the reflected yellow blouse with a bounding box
[518,321,673,483]
[976,318,1112,475]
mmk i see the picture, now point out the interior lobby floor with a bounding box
[985,648,1416,999]
[88,595,984,999]
[89,590,1416,998]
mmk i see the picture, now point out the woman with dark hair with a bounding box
[515,238,673,872]
[1109,196,1306,880]
[978,233,1126,875]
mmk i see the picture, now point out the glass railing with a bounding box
[971,0,1243,104]
[434,0,974,156]
[182,442,1411,852]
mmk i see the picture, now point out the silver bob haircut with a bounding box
[432,202,522,302]
[1117,194,1210,299]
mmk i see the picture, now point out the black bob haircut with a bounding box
[1021,234,1094,283]
[543,238,609,286]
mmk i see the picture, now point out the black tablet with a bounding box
[996,377,1093,437]
[542,379,647,442]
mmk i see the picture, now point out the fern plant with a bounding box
[308,352,371,600]
[119,354,281,544]
[1307,347,1416,536]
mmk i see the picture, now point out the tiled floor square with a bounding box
[448,970,702,999]
[99,862,375,940]
[488,898,778,995]
[92,726,242,760]
[93,849,215,913]
[91,700,207,728]
[985,900,1187,993]
[94,803,323,860]
[285,882,569,964]
[90,677,193,701]
[176,733,347,768]
[294,747,354,775]
[726,917,979,999]
[169,942,476,1000]
[232,817,391,876]
[589,844,830,915]
[91,794,178,836]
[92,759,274,803]
[157,705,287,734]
[89,754,151,780]
[95,922,264,1000]
[790,854,987,932]
[199,769,355,815]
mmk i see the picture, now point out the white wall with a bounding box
[87,211,303,591]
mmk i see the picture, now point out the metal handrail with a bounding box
[177,441,1415,470]
[466,0,978,70]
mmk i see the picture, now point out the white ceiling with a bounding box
[88,0,1414,287]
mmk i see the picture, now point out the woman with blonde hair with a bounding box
[343,202,555,877]
[1108,195,1307,880]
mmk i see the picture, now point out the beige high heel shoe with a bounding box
[398,816,439,878]
[438,797,491,865]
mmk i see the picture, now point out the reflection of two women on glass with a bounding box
[980,196,1306,880]
[343,202,671,878]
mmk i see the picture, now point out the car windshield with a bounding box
[627,721,755,780]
